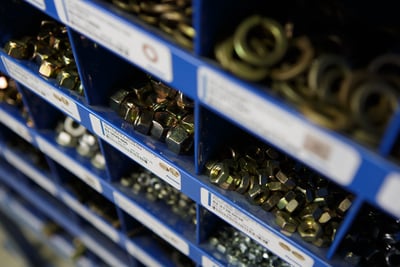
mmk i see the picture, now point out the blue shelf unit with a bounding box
[0,0,399,266]
[0,184,111,267]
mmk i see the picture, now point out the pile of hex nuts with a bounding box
[110,77,194,155]
[208,225,292,267]
[341,206,400,267]
[215,15,399,145]
[4,20,83,95]
[120,168,197,225]
[205,144,352,247]
[56,116,105,170]
[108,0,195,50]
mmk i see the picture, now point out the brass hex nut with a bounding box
[150,79,177,100]
[33,42,54,65]
[275,170,296,189]
[4,39,34,59]
[56,68,79,90]
[246,184,269,205]
[337,196,352,216]
[277,190,296,210]
[218,174,237,190]
[267,181,288,192]
[261,192,283,211]
[165,124,193,154]
[209,162,229,185]
[298,217,322,242]
[134,109,154,135]
[265,160,280,179]
[275,210,298,233]
[285,190,305,213]
[176,91,194,110]
[299,203,323,220]
[39,58,63,78]
[109,89,132,113]
[235,171,251,194]
[238,157,258,175]
[151,111,176,141]
[318,208,336,224]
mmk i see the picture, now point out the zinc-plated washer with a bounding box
[233,15,288,67]
[64,117,86,137]
[271,36,315,81]
[215,37,269,81]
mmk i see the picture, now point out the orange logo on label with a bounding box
[53,93,69,106]
[142,43,158,63]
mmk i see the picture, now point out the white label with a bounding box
[62,193,119,243]
[49,235,75,257]
[90,114,181,190]
[114,191,189,255]
[25,0,46,10]
[36,137,103,193]
[201,188,313,267]
[80,234,128,267]
[377,173,400,218]
[9,201,43,232]
[202,256,222,267]
[0,109,32,143]
[126,240,162,267]
[198,67,360,186]
[3,148,57,195]
[1,56,81,122]
[55,0,172,82]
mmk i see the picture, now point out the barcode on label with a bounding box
[302,133,331,161]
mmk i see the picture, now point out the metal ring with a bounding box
[270,36,314,81]
[233,15,288,67]
[64,117,86,137]
[299,103,351,131]
[271,81,307,105]
[215,37,269,81]
[368,53,400,76]
[350,80,398,133]
[317,68,347,105]
[338,70,377,108]
[308,54,350,94]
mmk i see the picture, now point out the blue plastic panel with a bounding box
[0,49,387,266]
[0,187,101,267]
[6,0,400,223]
[0,1,398,266]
